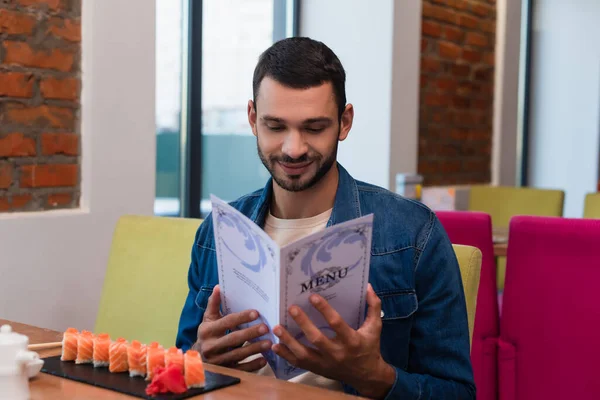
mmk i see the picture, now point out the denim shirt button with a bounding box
[381,310,385,318]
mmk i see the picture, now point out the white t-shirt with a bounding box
[263,208,333,247]
[251,208,344,391]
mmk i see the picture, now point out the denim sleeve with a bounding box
[175,226,206,352]
[384,215,476,400]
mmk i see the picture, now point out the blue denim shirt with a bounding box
[176,164,475,399]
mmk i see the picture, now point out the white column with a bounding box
[300,0,421,190]
[0,0,156,331]
[492,0,523,186]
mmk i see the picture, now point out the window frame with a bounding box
[181,0,299,218]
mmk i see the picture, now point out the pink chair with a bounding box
[437,211,498,400]
[499,216,600,399]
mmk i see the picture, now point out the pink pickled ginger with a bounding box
[145,364,187,396]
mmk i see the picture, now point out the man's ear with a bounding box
[338,104,354,141]
[248,100,258,137]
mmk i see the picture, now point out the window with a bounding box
[518,0,600,217]
[155,0,187,216]
[155,0,298,217]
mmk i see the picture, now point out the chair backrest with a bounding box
[583,192,600,218]
[451,244,482,347]
[468,185,564,227]
[499,216,600,399]
[95,215,201,347]
[439,211,498,400]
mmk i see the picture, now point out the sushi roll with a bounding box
[184,350,205,389]
[146,342,165,381]
[76,330,94,364]
[127,340,147,377]
[61,328,79,361]
[109,338,129,373]
[164,347,184,372]
[93,333,111,368]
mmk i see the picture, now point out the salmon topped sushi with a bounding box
[146,342,165,381]
[109,337,129,373]
[61,328,79,361]
[127,340,147,377]
[184,350,205,389]
[164,347,184,372]
[93,333,111,368]
[76,330,94,364]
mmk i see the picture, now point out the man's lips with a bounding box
[278,161,313,175]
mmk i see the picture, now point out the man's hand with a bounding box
[271,284,396,399]
[193,285,272,372]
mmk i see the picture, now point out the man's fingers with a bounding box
[308,294,354,343]
[201,323,267,358]
[203,285,222,321]
[362,284,383,332]
[211,310,259,335]
[198,287,259,341]
[272,343,299,367]
[273,325,315,360]
[288,306,336,353]
[234,357,268,372]
[209,340,272,366]
[199,309,259,341]
[218,323,269,349]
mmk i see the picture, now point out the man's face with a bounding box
[248,77,352,192]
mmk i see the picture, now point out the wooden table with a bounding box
[0,320,362,399]
[493,227,508,257]
[493,242,507,257]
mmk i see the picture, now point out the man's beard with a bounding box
[257,140,338,193]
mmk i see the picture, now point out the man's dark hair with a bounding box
[252,37,347,120]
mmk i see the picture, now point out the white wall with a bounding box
[527,0,600,217]
[0,0,156,331]
[299,0,421,190]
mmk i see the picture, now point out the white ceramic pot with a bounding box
[0,325,39,400]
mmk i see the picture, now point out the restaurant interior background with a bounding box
[0,0,599,347]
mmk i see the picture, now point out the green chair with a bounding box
[584,193,600,219]
[452,244,482,348]
[468,186,564,290]
[95,215,202,347]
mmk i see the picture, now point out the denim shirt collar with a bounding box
[248,163,362,228]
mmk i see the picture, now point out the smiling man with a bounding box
[176,37,475,399]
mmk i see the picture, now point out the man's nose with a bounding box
[281,130,308,160]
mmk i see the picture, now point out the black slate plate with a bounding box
[41,356,240,399]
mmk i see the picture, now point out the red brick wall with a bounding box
[0,0,80,212]
[418,0,495,186]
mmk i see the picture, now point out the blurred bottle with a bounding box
[395,173,423,201]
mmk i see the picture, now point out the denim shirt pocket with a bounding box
[194,286,215,311]
[378,290,418,321]
[377,290,418,369]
